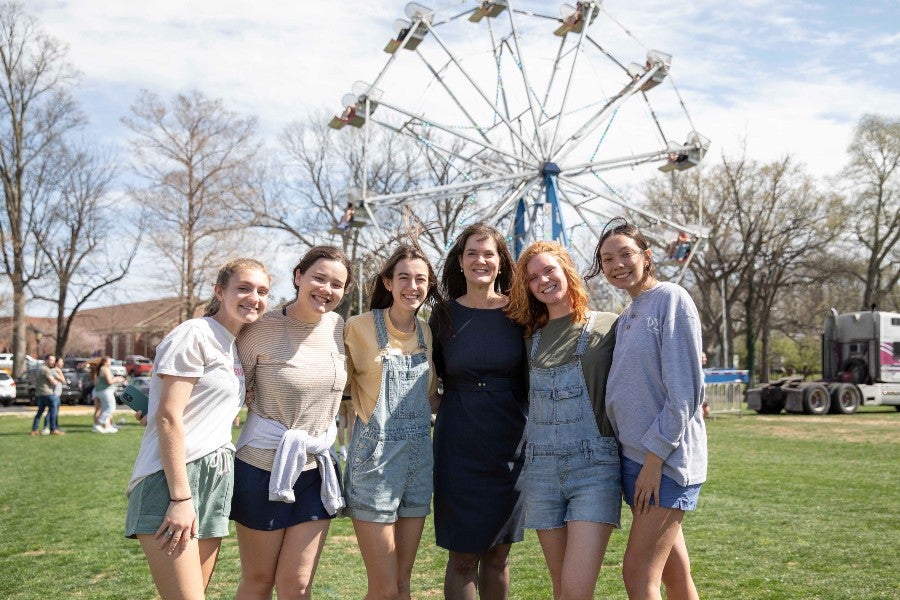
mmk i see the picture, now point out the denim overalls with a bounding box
[345,309,434,523]
[523,312,621,529]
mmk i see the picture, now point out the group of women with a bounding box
[124,218,707,600]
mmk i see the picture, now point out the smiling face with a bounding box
[526,252,573,318]
[459,234,501,288]
[384,258,430,314]
[293,258,348,322]
[215,267,271,334]
[599,234,653,298]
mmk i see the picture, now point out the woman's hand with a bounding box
[134,411,148,426]
[154,498,197,555]
[634,453,664,514]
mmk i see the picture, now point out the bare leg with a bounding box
[661,527,699,600]
[139,534,221,600]
[478,544,512,600]
[235,524,284,599]
[353,516,426,600]
[273,520,331,600]
[444,551,478,600]
[537,521,612,600]
[622,506,685,600]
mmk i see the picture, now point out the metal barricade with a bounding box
[704,382,744,418]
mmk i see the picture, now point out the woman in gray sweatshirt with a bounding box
[587,219,707,600]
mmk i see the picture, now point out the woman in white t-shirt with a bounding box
[124,258,270,600]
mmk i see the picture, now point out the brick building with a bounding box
[0,298,201,360]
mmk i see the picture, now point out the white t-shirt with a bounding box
[127,317,244,492]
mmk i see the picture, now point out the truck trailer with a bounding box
[746,309,900,415]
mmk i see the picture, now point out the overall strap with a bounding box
[573,312,597,358]
[529,328,543,362]
[414,314,427,351]
[372,309,390,349]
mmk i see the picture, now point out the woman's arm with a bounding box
[154,374,200,555]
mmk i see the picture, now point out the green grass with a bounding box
[0,407,898,598]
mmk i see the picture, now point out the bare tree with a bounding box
[646,155,840,382]
[0,1,83,374]
[841,114,899,310]
[123,90,260,322]
[31,144,139,356]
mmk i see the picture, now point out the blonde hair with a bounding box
[505,241,589,337]
[204,258,271,317]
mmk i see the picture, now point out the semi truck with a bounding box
[746,309,900,415]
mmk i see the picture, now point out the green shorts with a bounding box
[125,447,235,539]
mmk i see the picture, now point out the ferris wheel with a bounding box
[327,0,709,274]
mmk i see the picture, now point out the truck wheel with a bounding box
[829,384,860,415]
[1,398,11,407]
[802,384,830,415]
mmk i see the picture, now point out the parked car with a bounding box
[0,371,16,406]
[124,355,153,377]
[109,359,127,378]
[59,368,83,405]
[0,353,40,376]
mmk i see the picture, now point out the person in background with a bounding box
[125,257,270,600]
[230,246,350,600]
[505,241,621,600]
[91,356,126,433]
[430,223,528,600]
[588,218,707,600]
[336,394,354,461]
[343,243,446,600]
[41,357,67,434]
[30,354,66,436]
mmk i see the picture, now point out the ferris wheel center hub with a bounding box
[541,162,562,176]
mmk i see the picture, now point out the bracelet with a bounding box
[170,496,192,503]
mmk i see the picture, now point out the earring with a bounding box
[460,268,464,272]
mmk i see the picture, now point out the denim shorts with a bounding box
[621,456,701,511]
[229,458,337,530]
[125,447,234,539]
[344,434,432,523]
[523,436,621,530]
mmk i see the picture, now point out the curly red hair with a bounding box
[505,241,589,337]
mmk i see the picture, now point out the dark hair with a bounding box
[204,258,270,317]
[584,217,655,281]
[441,223,516,299]
[293,246,352,292]
[368,244,448,323]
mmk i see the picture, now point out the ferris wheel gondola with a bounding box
[326,0,709,280]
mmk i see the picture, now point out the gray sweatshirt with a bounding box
[606,282,707,486]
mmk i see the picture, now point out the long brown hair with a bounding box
[505,241,589,337]
[204,258,271,317]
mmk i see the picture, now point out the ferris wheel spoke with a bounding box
[563,147,675,176]
[505,1,547,158]
[559,175,699,235]
[364,171,534,207]
[553,63,666,164]
[423,20,543,163]
[374,98,531,168]
[547,6,592,157]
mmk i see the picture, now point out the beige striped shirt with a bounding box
[235,310,347,472]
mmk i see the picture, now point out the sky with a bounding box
[19,0,900,308]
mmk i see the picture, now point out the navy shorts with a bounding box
[230,458,339,530]
[621,456,701,511]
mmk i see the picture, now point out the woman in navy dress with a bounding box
[430,223,528,600]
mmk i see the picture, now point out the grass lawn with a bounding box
[0,407,897,599]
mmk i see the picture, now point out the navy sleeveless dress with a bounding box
[431,301,528,553]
